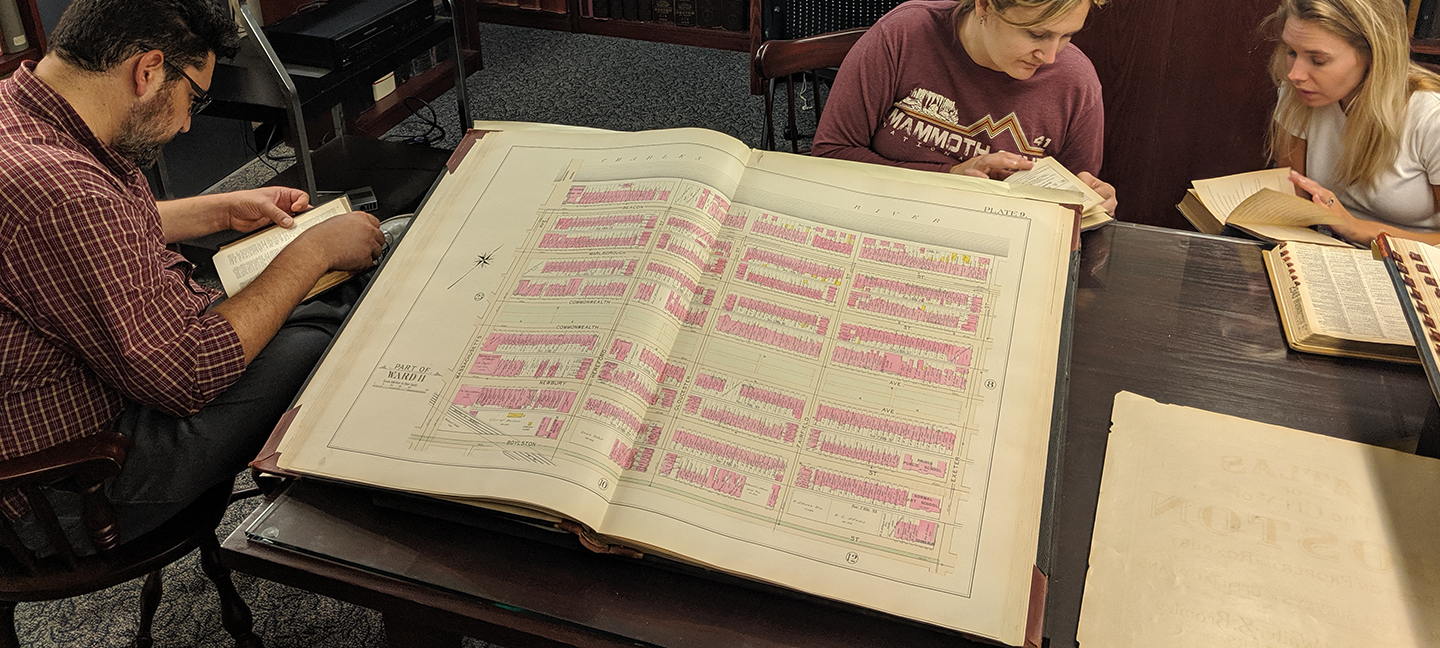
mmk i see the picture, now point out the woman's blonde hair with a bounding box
[1266,0,1440,187]
[952,0,1104,29]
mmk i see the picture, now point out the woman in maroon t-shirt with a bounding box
[813,0,1117,213]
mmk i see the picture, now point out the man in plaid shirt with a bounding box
[0,0,385,553]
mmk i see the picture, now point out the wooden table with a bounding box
[221,222,1436,648]
[1046,223,1435,647]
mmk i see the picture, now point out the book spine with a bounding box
[674,0,695,26]
[579,0,593,17]
[0,0,28,54]
[593,0,609,17]
[623,0,638,19]
[610,0,625,19]
[540,0,567,12]
[653,0,672,22]
[720,0,744,30]
[519,0,541,8]
[637,0,653,21]
[696,0,719,27]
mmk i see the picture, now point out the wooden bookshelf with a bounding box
[574,15,748,51]
[468,0,750,53]
[0,0,46,77]
[0,48,39,76]
[352,49,483,137]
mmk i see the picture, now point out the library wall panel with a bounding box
[1075,0,1281,230]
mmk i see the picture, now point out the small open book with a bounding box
[1178,168,1348,246]
[212,196,354,299]
[1261,240,1416,363]
[1005,156,1113,231]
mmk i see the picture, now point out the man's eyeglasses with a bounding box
[162,60,212,116]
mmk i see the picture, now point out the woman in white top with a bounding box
[1269,0,1440,245]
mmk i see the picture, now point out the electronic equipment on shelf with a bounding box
[262,0,436,71]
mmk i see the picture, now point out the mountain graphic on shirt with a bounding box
[896,88,960,125]
[892,88,1046,157]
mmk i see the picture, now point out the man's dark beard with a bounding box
[110,92,176,167]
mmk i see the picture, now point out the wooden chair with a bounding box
[1413,38,1440,74]
[753,27,867,152]
[0,430,262,647]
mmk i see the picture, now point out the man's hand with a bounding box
[1077,171,1119,214]
[294,211,385,272]
[949,152,1034,179]
[158,187,311,243]
[213,210,383,364]
[222,187,310,233]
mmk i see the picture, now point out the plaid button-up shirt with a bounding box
[0,62,246,518]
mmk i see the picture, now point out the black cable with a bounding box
[385,95,447,146]
[253,121,300,164]
[243,121,280,176]
[247,116,340,174]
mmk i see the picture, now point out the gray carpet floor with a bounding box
[208,22,822,192]
[16,22,824,647]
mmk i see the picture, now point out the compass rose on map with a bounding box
[448,245,503,289]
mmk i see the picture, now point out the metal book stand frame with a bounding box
[213,2,472,198]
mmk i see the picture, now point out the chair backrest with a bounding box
[0,431,261,647]
[1414,38,1440,74]
[754,28,867,152]
[776,0,907,39]
[0,431,129,576]
[750,0,904,93]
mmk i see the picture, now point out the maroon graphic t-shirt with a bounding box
[812,0,1104,176]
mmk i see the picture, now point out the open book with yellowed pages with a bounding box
[1178,167,1349,247]
[473,120,1108,229]
[1004,156,1113,231]
[271,126,1081,646]
[212,195,354,299]
[1261,241,1416,363]
[1079,392,1440,648]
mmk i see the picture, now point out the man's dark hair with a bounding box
[49,0,240,73]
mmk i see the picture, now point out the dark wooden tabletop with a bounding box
[1046,222,1434,648]
[221,222,1437,648]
